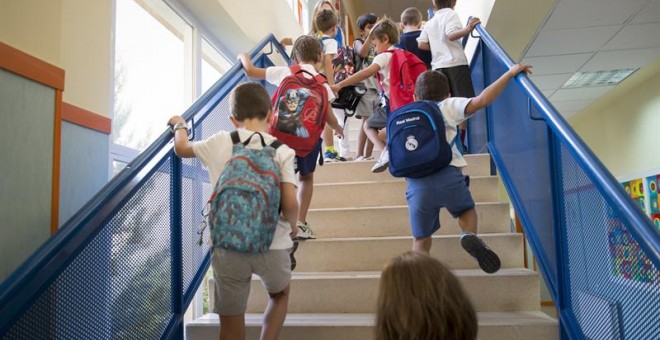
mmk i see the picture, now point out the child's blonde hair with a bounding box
[375,251,478,340]
[371,17,400,45]
[310,0,338,35]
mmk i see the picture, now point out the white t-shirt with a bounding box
[417,8,468,69]
[372,47,397,95]
[321,34,338,56]
[265,63,336,102]
[437,97,472,168]
[193,128,297,250]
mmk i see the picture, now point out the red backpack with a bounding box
[269,65,328,157]
[378,49,429,111]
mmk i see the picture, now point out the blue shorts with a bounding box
[295,138,322,177]
[405,166,475,238]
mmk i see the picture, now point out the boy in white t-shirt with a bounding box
[331,18,400,173]
[407,65,531,273]
[168,82,298,339]
[239,35,344,240]
[418,0,481,152]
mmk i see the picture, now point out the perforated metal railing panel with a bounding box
[5,158,174,339]
[560,144,659,339]
[474,32,660,338]
[1,45,282,338]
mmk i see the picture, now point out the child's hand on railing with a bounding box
[509,64,533,77]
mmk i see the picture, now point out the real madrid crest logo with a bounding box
[405,135,418,151]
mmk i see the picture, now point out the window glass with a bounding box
[113,0,191,151]
[200,39,231,95]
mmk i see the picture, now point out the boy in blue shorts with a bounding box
[409,64,531,273]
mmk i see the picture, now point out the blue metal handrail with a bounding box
[469,23,659,339]
[0,34,290,339]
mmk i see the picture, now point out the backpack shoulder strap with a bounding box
[270,139,283,150]
[313,72,328,84]
[289,65,302,74]
[230,130,241,144]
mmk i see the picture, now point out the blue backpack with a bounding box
[207,131,283,253]
[387,101,454,178]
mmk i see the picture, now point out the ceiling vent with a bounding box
[561,69,638,89]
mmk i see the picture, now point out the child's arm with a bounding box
[330,63,380,92]
[323,53,335,85]
[418,41,431,51]
[279,37,293,46]
[325,105,345,138]
[355,38,373,58]
[447,17,481,42]
[280,182,299,238]
[238,53,267,79]
[465,64,532,115]
[168,115,195,158]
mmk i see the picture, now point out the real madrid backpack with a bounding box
[386,101,454,178]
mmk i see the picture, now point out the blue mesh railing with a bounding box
[467,24,659,339]
[0,34,290,339]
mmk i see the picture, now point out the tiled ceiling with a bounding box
[356,0,660,118]
[521,0,660,117]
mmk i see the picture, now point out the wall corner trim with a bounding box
[0,42,65,91]
[61,102,112,135]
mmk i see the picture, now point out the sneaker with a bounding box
[371,149,389,173]
[460,233,501,274]
[294,221,317,240]
[289,241,299,271]
[355,156,374,162]
[324,150,347,162]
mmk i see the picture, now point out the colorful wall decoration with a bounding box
[607,172,660,284]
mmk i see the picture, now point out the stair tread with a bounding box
[318,153,491,167]
[189,311,556,327]
[308,201,507,212]
[299,233,520,243]
[248,268,537,281]
[315,175,495,186]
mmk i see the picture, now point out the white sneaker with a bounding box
[371,149,389,173]
[294,221,317,240]
[354,156,374,162]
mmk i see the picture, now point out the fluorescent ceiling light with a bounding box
[561,69,638,89]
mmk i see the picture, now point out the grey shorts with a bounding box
[355,88,379,118]
[212,248,291,315]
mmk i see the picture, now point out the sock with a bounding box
[325,146,336,153]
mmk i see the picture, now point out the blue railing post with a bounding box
[170,154,184,339]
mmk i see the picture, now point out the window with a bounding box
[201,38,231,95]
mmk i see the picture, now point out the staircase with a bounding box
[186,124,558,339]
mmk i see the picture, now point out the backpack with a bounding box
[387,101,454,179]
[207,131,283,253]
[320,37,356,83]
[377,49,429,111]
[269,65,328,157]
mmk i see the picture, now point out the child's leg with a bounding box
[338,114,351,158]
[297,172,314,223]
[260,284,290,340]
[364,125,385,150]
[413,236,433,254]
[356,118,367,159]
[220,315,245,340]
[256,249,292,340]
[457,207,477,235]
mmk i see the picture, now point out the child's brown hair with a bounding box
[433,0,457,10]
[315,9,338,33]
[371,17,400,45]
[415,70,451,101]
[229,82,271,121]
[292,35,323,64]
[375,251,478,340]
[401,7,423,27]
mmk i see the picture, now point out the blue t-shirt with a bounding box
[396,30,432,68]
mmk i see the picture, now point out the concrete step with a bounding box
[186,311,558,340]
[246,268,540,313]
[292,233,524,272]
[315,153,492,183]
[307,202,511,238]
[310,176,500,209]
